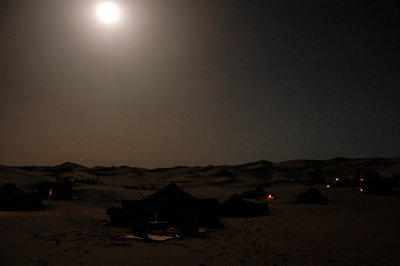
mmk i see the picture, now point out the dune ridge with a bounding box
[1,157,399,265]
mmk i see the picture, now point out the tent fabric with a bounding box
[0,183,42,211]
[220,194,269,217]
[297,188,328,205]
[241,187,268,199]
[37,181,72,200]
[107,183,223,234]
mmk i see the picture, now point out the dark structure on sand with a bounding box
[107,183,271,237]
[0,183,42,211]
[241,187,268,199]
[37,181,72,200]
[107,183,222,235]
[220,193,269,217]
[297,188,328,205]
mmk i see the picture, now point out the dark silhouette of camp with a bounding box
[0,183,42,211]
[297,188,328,205]
[107,183,222,236]
[360,186,398,196]
[360,176,400,196]
[241,187,267,199]
[37,181,72,200]
[220,194,269,217]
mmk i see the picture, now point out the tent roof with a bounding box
[146,182,195,203]
[0,183,31,197]
[0,183,42,211]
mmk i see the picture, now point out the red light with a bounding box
[267,194,276,200]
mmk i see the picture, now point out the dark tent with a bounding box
[242,187,267,199]
[0,183,42,211]
[297,188,328,205]
[360,174,400,196]
[361,184,399,196]
[220,194,269,217]
[37,181,72,200]
[107,183,222,235]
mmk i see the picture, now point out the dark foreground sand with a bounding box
[1,160,399,265]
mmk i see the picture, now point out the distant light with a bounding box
[360,178,365,182]
[267,194,276,200]
[326,184,331,188]
[359,188,363,192]
[335,178,339,182]
[97,2,119,23]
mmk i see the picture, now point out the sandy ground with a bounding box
[1,161,400,265]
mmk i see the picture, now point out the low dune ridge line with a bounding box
[1,157,399,265]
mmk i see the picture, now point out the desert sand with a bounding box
[1,158,399,265]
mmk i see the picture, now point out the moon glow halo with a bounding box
[97,2,119,23]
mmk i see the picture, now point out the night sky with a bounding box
[1,0,399,167]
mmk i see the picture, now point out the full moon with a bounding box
[97,2,119,23]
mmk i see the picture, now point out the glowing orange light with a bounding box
[360,178,365,182]
[326,184,331,188]
[359,188,363,192]
[335,178,339,182]
[267,194,276,200]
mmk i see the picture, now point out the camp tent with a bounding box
[242,187,268,199]
[297,188,328,205]
[37,181,72,200]
[0,183,42,211]
[107,183,222,235]
[220,194,269,217]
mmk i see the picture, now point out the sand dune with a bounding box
[1,158,399,265]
